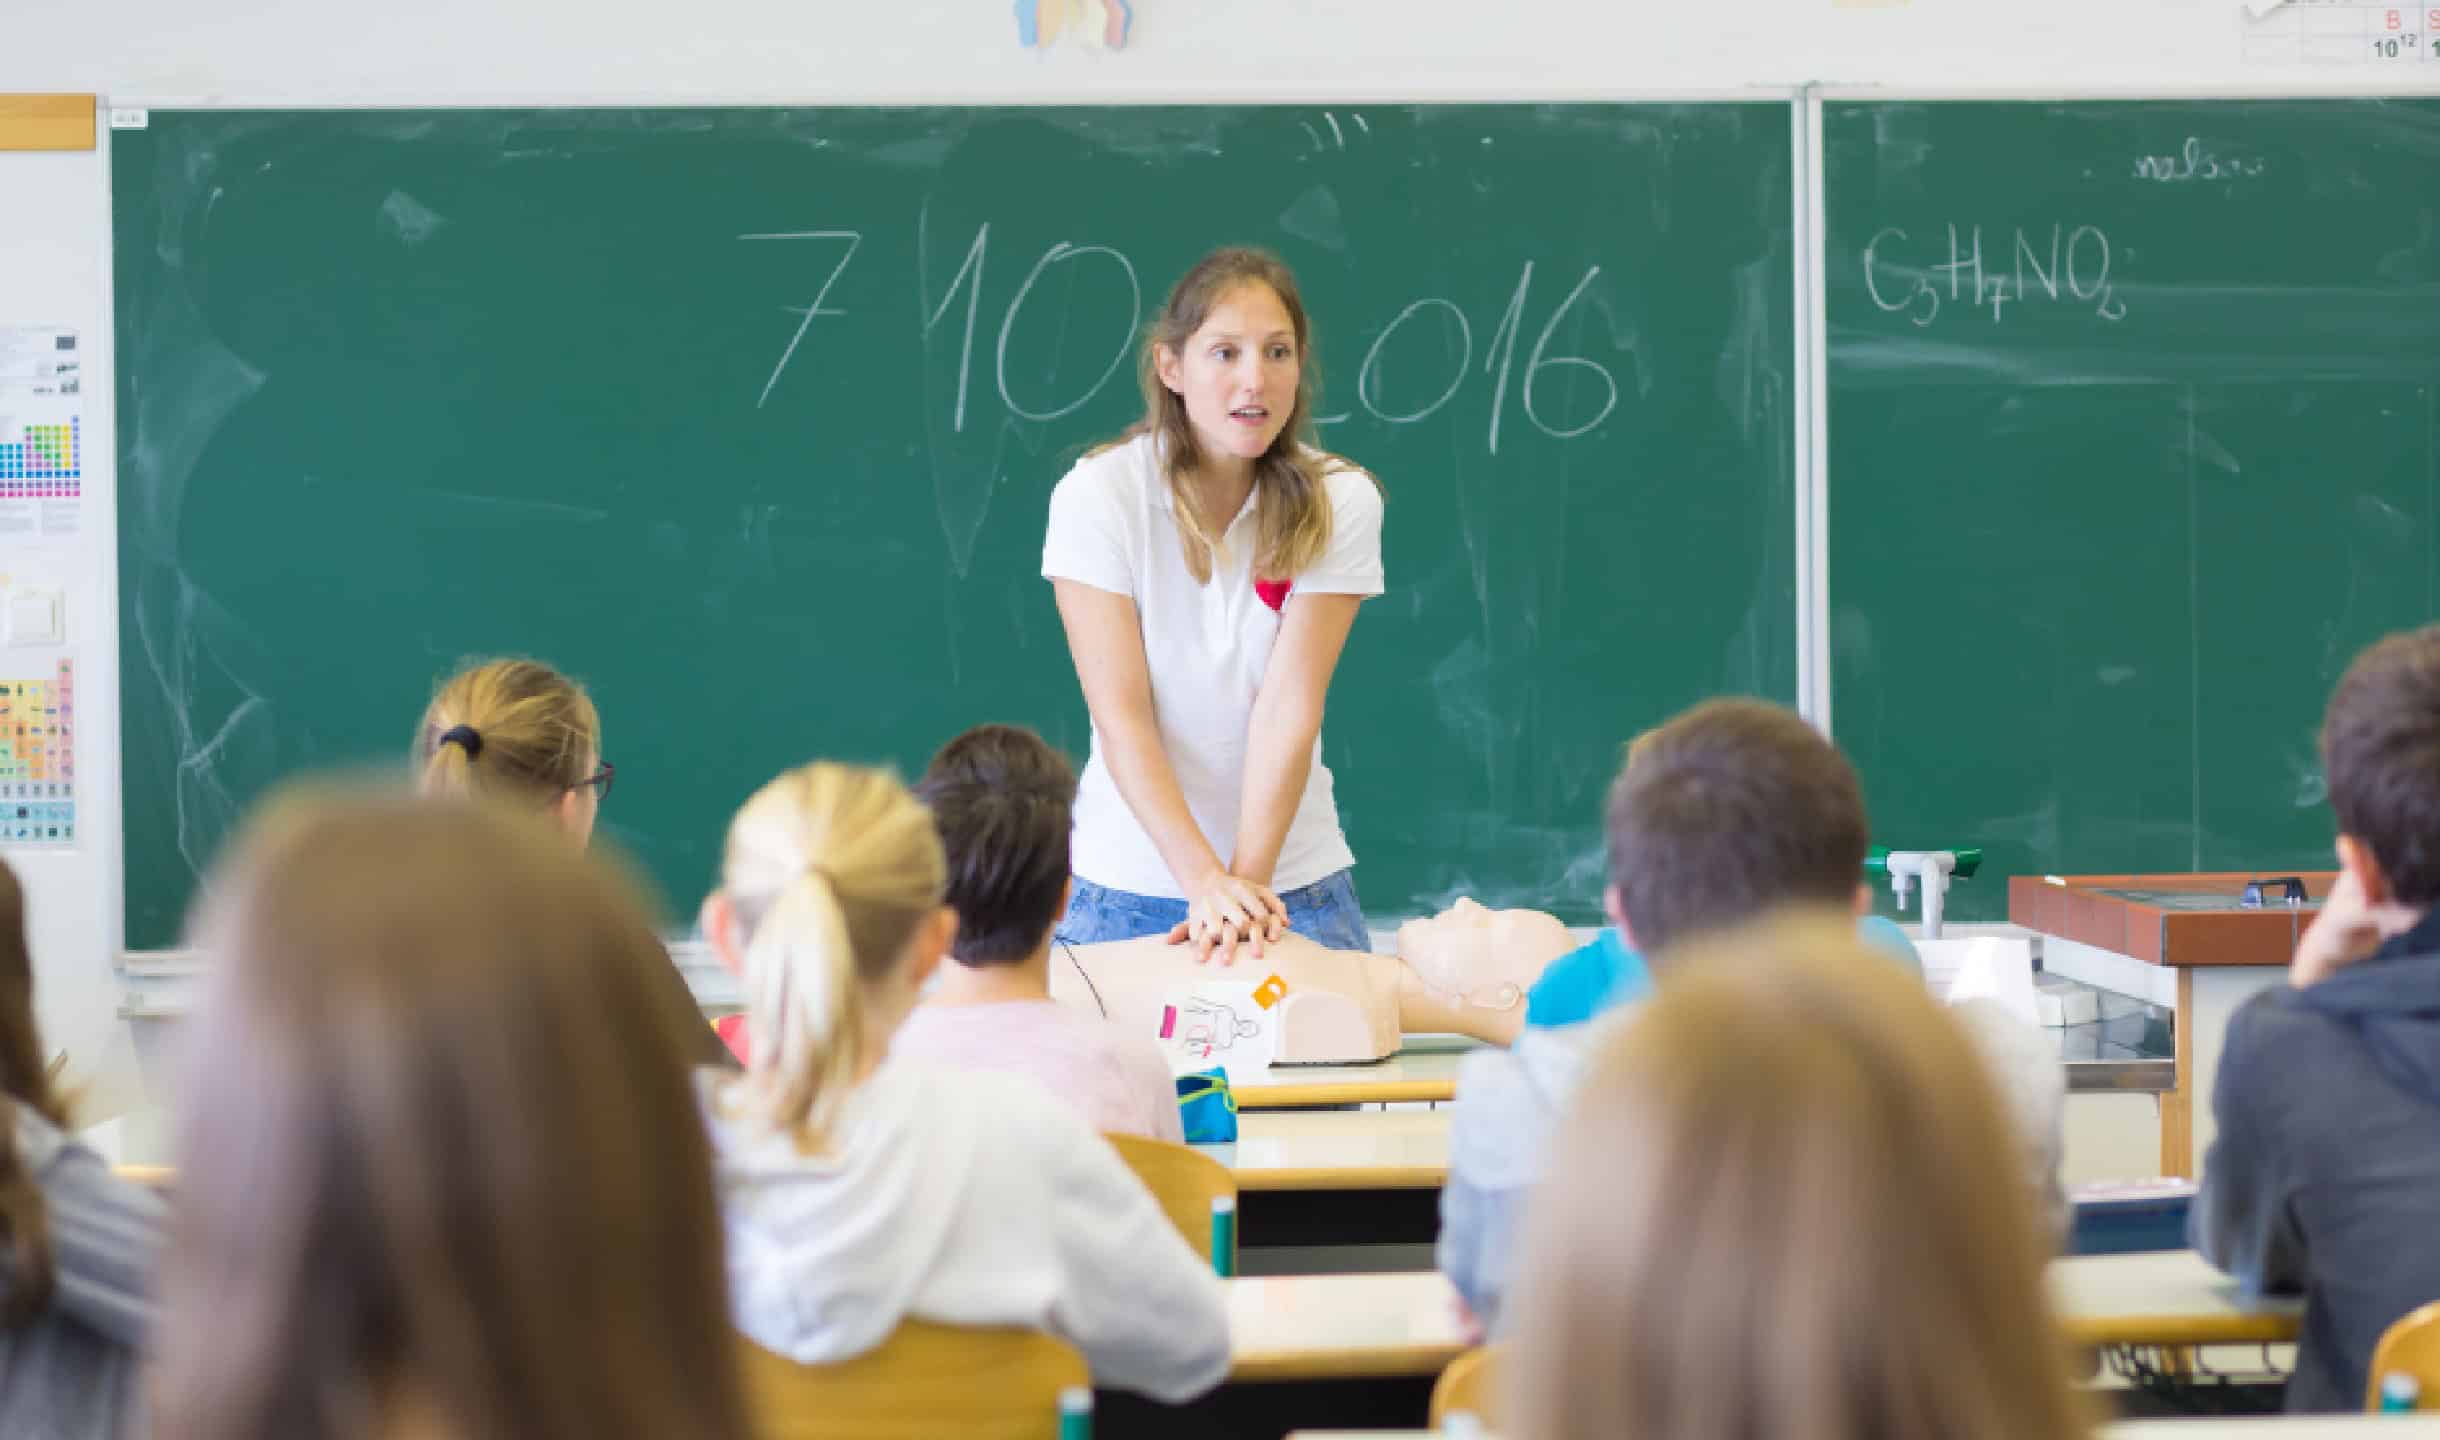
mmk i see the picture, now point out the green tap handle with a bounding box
[1865,846,1983,880]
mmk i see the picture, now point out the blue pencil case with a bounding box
[1175,1067,1238,1143]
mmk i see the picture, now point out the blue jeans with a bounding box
[1056,869,1371,952]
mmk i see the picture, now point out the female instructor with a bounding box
[1043,246,1384,964]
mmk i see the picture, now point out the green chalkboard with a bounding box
[1827,100,2440,922]
[113,106,1796,949]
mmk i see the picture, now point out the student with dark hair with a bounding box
[897,725,1182,1141]
[0,859,162,1440]
[2197,622,2440,1412]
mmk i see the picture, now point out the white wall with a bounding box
[15,0,2440,102]
[5,0,2435,1151]
[0,148,139,1132]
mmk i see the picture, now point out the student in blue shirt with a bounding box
[1523,912,1923,1029]
[1520,725,1923,1033]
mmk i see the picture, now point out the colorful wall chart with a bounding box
[0,417,80,499]
[0,659,74,847]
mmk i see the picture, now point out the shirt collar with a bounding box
[1151,472,1262,531]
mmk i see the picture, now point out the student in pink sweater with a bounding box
[895,725,1183,1142]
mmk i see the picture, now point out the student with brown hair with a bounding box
[1506,914,2093,1440]
[0,859,162,1440]
[414,656,735,1069]
[1520,722,1925,1029]
[895,724,1183,1140]
[1440,697,2065,1333]
[150,790,751,1440]
[698,762,1229,1402]
[2197,621,2440,1411]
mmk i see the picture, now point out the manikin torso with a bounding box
[1046,899,1576,1065]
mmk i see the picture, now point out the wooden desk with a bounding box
[1226,1271,1469,1382]
[2013,872,2324,1176]
[1235,1251,2295,1388]
[1290,1425,2440,1439]
[1202,1109,1450,1192]
[2109,1422,2440,1437]
[112,1164,173,1190]
[1232,1037,1476,1109]
[1203,1110,1452,1259]
[2049,1249,2301,1348]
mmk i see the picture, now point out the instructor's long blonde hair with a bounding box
[1507,912,2091,1440]
[714,763,947,1149]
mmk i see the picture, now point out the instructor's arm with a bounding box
[1230,593,1362,887]
[1053,579,1286,955]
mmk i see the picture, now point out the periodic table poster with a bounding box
[0,327,81,541]
[2244,0,2440,63]
[0,660,75,847]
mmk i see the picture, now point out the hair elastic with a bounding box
[436,725,484,760]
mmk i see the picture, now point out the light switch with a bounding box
[5,589,62,646]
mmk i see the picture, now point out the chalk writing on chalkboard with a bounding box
[2132,137,2268,183]
[749,219,1624,457]
[1861,223,2125,327]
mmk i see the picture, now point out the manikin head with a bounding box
[1395,897,1576,1005]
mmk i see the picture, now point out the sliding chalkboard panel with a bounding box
[1827,100,2440,920]
[113,105,1796,946]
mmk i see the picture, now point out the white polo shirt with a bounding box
[1041,433,1386,899]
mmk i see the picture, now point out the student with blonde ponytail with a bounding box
[698,762,1230,1401]
[414,657,611,835]
[414,657,737,1069]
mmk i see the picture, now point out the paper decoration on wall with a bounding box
[1015,0,1132,49]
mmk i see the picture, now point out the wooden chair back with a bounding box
[2368,1299,2440,1411]
[740,1321,1089,1439]
[1103,1131,1237,1272]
